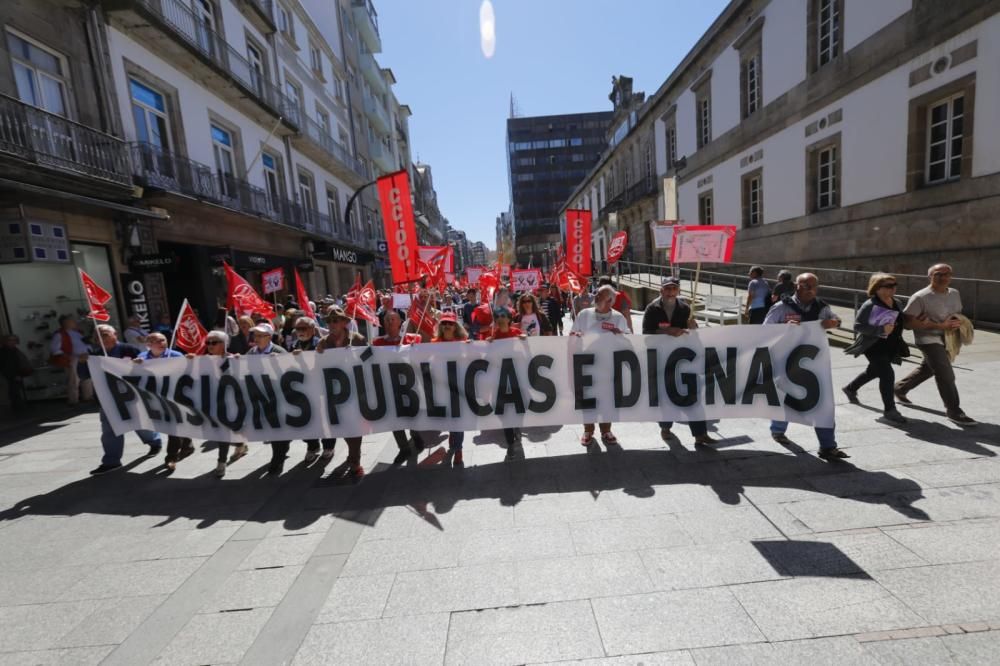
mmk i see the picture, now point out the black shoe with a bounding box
[90,463,122,475]
[391,447,411,467]
[147,446,162,456]
[948,412,976,426]
[818,447,850,460]
[842,386,860,404]
[894,389,912,405]
[771,433,792,445]
[883,409,908,424]
[267,459,285,475]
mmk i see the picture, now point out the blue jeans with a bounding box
[100,409,162,465]
[770,421,836,450]
[448,432,465,451]
[659,421,708,436]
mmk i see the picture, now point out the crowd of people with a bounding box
[37,263,975,480]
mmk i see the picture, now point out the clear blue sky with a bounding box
[377,0,730,248]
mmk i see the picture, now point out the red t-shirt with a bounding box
[490,326,523,339]
[372,333,421,346]
[613,291,631,313]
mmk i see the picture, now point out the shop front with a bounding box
[313,241,375,296]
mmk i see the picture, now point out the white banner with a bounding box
[511,269,543,292]
[90,324,835,443]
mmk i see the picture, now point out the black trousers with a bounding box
[164,436,193,463]
[269,441,291,464]
[847,350,896,411]
[304,439,336,452]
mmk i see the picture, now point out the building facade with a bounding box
[495,210,514,266]
[507,110,612,269]
[447,226,470,273]
[469,240,487,267]
[564,0,1000,317]
[412,163,448,246]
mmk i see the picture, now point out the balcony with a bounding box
[362,94,391,134]
[351,0,381,54]
[103,0,299,130]
[367,139,395,175]
[293,114,368,187]
[0,94,132,194]
[359,52,386,94]
[130,142,358,241]
[241,0,276,34]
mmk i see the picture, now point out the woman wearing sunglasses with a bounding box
[513,293,552,337]
[843,273,909,424]
[430,312,471,467]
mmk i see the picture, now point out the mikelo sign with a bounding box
[128,253,178,273]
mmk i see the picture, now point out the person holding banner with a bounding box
[542,284,565,335]
[90,325,164,475]
[764,273,847,460]
[289,316,337,464]
[431,312,470,468]
[486,307,527,460]
[514,293,552,337]
[132,332,194,471]
[245,323,293,474]
[642,277,718,447]
[571,285,628,447]
[598,276,634,333]
[374,311,424,467]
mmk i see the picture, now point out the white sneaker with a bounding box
[215,462,226,478]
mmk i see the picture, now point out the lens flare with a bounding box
[480,0,496,58]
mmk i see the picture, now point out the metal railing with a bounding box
[0,94,131,186]
[616,259,1000,328]
[299,114,368,181]
[138,0,299,126]
[130,142,362,245]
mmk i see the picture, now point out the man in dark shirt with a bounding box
[541,284,565,335]
[462,288,481,339]
[91,324,163,475]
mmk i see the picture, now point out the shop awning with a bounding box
[0,177,169,220]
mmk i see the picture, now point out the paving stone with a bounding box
[941,630,1000,664]
[340,533,462,576]
[458,523,576,565]
[691,635,876,665]
[758,531,927,576]
[357,498,515,541]
[515,551,655,604]
[237,533,324,569]
[0,601,101,652]
[201,565,304,612]
[607,484,733,517]
[905,484,1000,522]
[782,496,927,532]
[315,573,395,623]
[292,613,449,665]
[730,576,926,641]
[446,599,605,665]
[55,594,167,648]
[153,608,273,665]
[570,514,693,555]
[513,491,620,526]
[860,635,954,664]
[874,561,1000,625]
[901,459,1000,488]
[0,645,115,666]
[674,506,782,544]
[383,561,518,616]
[805,469,925,498]
[885,520,1000,564]
[61,557,207,601]
[641,541,787,590]
[531,652,695,666]
[591,588,764,654]
[0,565,92,605]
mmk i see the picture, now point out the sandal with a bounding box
[580,434,596,447]
[601,432,618,445]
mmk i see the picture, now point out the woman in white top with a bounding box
[513,293,552,336]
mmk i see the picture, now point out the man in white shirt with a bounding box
[571,285,629,448]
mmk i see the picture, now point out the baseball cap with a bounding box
[661,276,681,287]
[249,323,274,337]
[438,311,457,323]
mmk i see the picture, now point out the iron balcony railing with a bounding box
[0,94,132,186]
[299,114,368,181]
[137,0,299,127]
[130,142,363,245]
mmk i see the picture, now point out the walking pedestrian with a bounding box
[90,325,163,475]
[893,263,975,425]
[315,306,367,479]
[186,330,246,478]
[771,269,795,303]
[228,315,254,355]
[642,277,718,446]
[571,285,629,447]
[246,323,291,475]
[431,312,470,468]
[744,266,771,324]
[123,315,150,350]
[373,311,423,467]
[514,292,552,337]
[487,306,527,460]
[49,315,92,404]
[133,332,193,470]
[289,316,336,464]
[541,284,565,335]
[843,273,909,424]
[764,273,848,459]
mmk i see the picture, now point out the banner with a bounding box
[261,267,285,295]
[466,266,485,285]
[565,209,592,276]
[418,246,454,274]
[511,268,543,292]
[79,269,112,321]
[670,225,737,264]
[376,170,420,284]
[607,231,628,265]
[91,324,835,442]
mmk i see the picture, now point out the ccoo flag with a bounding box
[565,209,592,276]
[171,298,208,353]
[376,170,420,285]
[224,262,275,318]
[79,269,112,321]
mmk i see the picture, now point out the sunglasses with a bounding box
[880,283,898,289]
[440,321,456,326]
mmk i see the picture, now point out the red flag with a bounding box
[565,209,592,276]
[607,231,628,265]
[359,280,377,310]
[345,279,379,327]
[406,295,437,338]
[172,298,208,353]
[224,262,275,318]
[79,269,112,321]
[478,268,499,303]
[294,269,315,320]
[417,246,449,290]
[376,170,420,284]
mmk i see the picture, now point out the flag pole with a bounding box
[169,298,188,350]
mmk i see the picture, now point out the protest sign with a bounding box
[670,225,737,264]
[651,221,676,249]
[261,267,285,295]
[91,323,835,442]
[511,268,543,292]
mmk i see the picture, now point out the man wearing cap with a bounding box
[642,277,719,447]
[246,323,292,474]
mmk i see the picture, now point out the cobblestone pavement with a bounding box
[1,318,999,665]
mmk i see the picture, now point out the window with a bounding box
[211,124,237,198]
[333,76,344,102]
[665,123,677,169]
[262,152,282,212]
[570,137,583,146]
[7,30,69,116]
[644,144,653,187]
[806,134,841,213]
[808,0,843,72]
[316,105,331,137]
[284,77,302,114]
[698,191,713,225]
[925,94,964,184]
[130,79,170,150]
[298,170,316,212]
[742,54,760,117]
[741,170,763,227]
[246,41,266,94]
[327,186,342,227]
[192,0,218,59]
[278,4,295,42]
[309,44,323,77]
[696,95,711,148]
